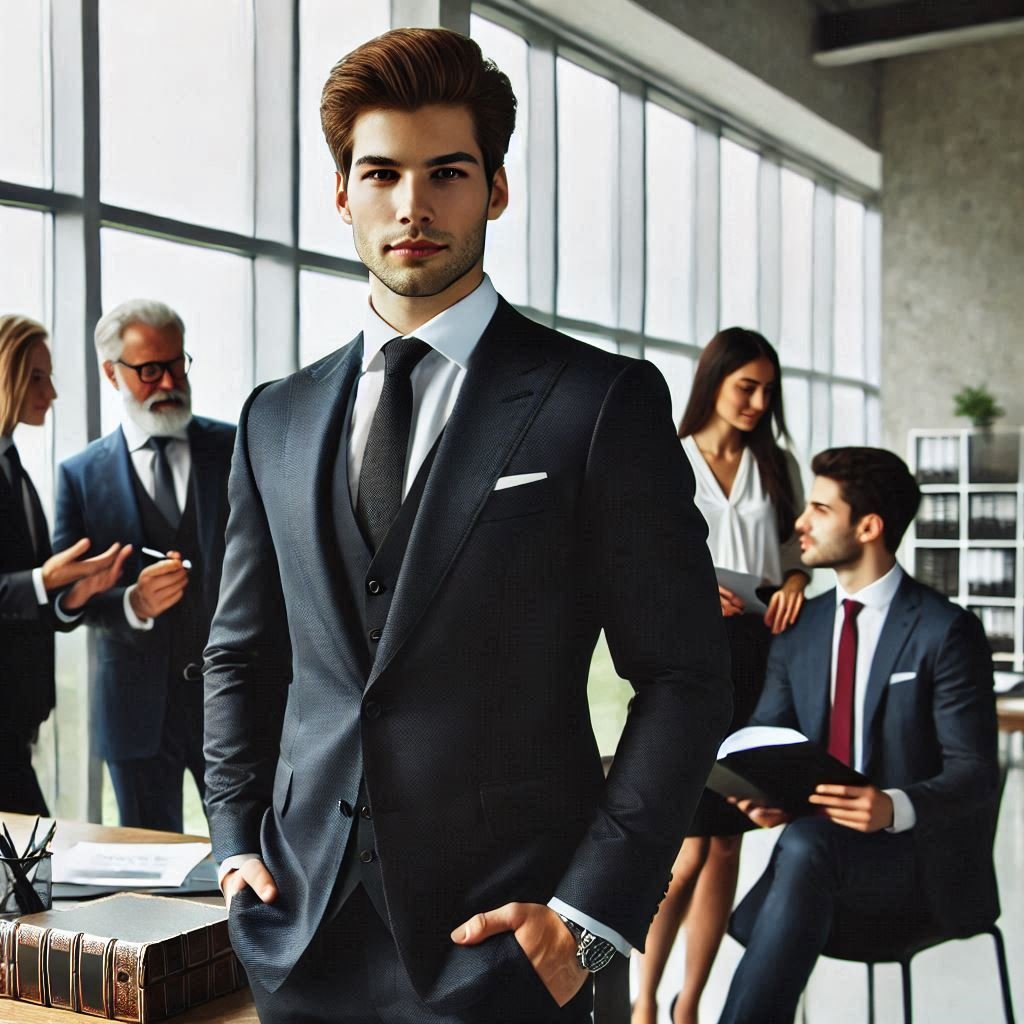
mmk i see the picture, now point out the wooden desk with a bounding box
[0,813,257,1024]
[997,696,1024,734]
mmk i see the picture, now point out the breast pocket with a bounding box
[477,480,547,523]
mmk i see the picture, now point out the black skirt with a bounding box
[687,611,773,837]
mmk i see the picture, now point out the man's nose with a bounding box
[396,177,433,226]
[157,366,177,391]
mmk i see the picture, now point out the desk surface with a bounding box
[0,813,257,1024]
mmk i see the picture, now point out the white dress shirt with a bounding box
[224,275,631,956]
[0,433,47,604]
[832,562,916,832]
[118,416,192,631]
[681,436,804,585]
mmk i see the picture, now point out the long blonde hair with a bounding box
[0,315,49,436]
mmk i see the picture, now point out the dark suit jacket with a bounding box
[1,463,60,741]
[204,299,732,999]
[53,416,235,761]
[749,572,1000,934]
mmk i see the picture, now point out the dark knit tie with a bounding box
[828,599,864,767]
[4,445,34,552]
[356,337,431,552]
[148,437,181,527]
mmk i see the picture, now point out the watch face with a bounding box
[577,932,617,973]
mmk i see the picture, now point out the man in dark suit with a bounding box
[718,447,999,1024]
[53,299,234,832]
[204,27,731,1024]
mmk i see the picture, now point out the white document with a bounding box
[714,567,769,615]
[717,725,808,760]
[53,842,212,887]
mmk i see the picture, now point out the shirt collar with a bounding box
[120,414,189,453]
[360,274,499,372]
[836,562,904,611]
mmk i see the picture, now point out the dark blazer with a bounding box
[53,416,235,761]
[1,461,58,742]
[204,299,733,1000]
[749,572,1000,934]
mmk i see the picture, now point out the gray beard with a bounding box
[122,387,193,436]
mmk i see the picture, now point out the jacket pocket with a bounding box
[273,756,294,818]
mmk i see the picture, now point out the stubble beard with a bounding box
[800,532,861,571]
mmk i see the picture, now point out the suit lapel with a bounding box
[861,575,921,769]
[797,593,836,745]
[368,302,565,687]
[284,338,366,684]
[105,429,146,572]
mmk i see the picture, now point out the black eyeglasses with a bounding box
[114,352,193,384]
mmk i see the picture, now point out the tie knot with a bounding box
[383,337,431,379]
[149,436,174,453]
[842,598,864,620]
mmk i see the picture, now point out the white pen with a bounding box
[140,546,193,571]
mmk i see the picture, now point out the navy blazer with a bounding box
[53,416,234,760]
[204,299,733,1000]
[750,572,1000,934]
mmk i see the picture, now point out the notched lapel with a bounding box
[799,596,836,745]
[861,579,921,770]
[282,339,366,686]
[368,304,564,687]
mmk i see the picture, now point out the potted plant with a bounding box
[953,384,1004,429]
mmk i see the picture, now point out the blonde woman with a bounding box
[0,315,130,813]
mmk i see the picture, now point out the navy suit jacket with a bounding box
[203,299,733,1001]
[750,572,1000,934]
[53,416,234,760]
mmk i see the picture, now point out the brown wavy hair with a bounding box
[0,315,49,436]
[678,327,797,542]
[321,27,517,185]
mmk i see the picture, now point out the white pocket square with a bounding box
[494,472,547,491]
[889,671,917,685]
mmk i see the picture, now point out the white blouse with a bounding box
[681,435,805,586]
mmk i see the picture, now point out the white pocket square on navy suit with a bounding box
[889,671,917,685]
[493,472,547,491]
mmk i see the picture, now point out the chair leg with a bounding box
[863,963,875,1024]
[899,959,913,1024]
[989,926,1017,1024]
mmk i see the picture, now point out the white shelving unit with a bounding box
[908,428,1023,672]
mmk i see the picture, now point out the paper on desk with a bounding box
[53,842,212,887]
[715,567,769,615]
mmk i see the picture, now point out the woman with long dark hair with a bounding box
[632,328,808,1024]
[1,315,130,814]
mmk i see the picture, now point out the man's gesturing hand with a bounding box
[220,857,278,910]
[451,903,588,1007]
[128,553,189,620]
[62,542,134,611]
[808,784,894,832]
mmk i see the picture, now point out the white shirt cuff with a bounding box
[546,896,631,958]
[32,567,48,605]
[217,853,263,884]
[53,590,85,623]
[124,586,155,630]
[884,788,916,833]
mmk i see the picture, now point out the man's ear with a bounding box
[487,166,509,222]
[336,171,352,225]
[102,361,119,390]
[856,512,884,545]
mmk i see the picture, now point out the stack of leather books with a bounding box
[0,892,245,1021]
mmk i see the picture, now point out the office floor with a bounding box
[630,760,1023,1023]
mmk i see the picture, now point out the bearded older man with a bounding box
[54,298,235,830]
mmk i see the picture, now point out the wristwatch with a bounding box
[558,915,618,973]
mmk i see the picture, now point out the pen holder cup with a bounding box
[0,852,53,919]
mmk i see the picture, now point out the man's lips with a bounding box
[386,240,447,258]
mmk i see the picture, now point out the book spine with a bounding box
[77,932,117,1017]
[44,926,79,1011]
[0,919,14,998]
[133,952,245,1024]
[13,922,48,1005]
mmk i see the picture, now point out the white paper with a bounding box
[994,671,1024,694]
[717,725,808,760]
[714,567,769,615]
[53,842,211,887]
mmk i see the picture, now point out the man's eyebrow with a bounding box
[426,151,479,167]
[353,155,400,168]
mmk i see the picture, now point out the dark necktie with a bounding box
[4,445,34,551]
[356,337,431,552]
[828,598,864,767]
[148,437,181,527]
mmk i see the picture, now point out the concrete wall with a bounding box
[634,0,880,147]
[880,34,1024,452]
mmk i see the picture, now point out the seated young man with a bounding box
[719,446,999,1024]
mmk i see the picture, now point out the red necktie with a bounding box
[828,599,864,766]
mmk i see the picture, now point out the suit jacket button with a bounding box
[338,800,353,817]
[359,849,375,863]
[363,701,382,720]
[367,579,383,595]
[359,805,372,820]
[369,628,382,642]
